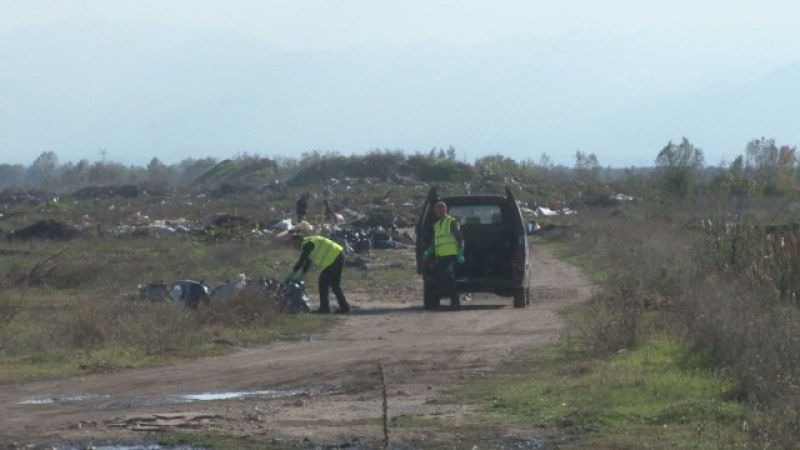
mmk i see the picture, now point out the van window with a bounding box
[449,204,503,225]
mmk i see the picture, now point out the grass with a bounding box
[0,236,345,383]
[158,431,287,449]
[0,312,334,383]
[461,337,749,449]
[0,221,415,384]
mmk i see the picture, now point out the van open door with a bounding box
[415,186,438,275]
[505,187,530,307]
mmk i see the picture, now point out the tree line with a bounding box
[1,137,797,199]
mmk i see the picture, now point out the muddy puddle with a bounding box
[16,388,308,409]
[59,446,201,450]
[16,393,110,405]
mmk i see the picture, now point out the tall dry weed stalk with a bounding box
[676,204,800,444]
[568,207,689,351]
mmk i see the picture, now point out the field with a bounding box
[3,154,800,447]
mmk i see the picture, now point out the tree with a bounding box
[746,137,779,191]
[475,153,518,178]
[655,137,705,197]
[147,157,175,184]
[539,152,552,168]
[88,161,129,184]
[745,137,796,194]
[60,159,91,187]
[27,151,59,186]
[713,155,754,197]
[0,164,25,189]
[574,150,599,186]
[778,145,797,192]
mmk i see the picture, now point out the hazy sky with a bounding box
[3,0,800,55]
[2,1,799,168]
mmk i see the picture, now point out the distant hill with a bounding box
[0,19,797,167]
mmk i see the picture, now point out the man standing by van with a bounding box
[423,201,465,310]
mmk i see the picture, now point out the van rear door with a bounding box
[415,187,438,274]
[504,187,525,237]
[505,187,529,286]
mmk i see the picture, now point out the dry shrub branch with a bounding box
[566,199,800,446]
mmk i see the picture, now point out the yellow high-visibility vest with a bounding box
[302,235,343,270]
[433,215,458,257]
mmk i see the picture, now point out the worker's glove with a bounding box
[456,249,465,265]
[294,272,305,282]
[422,247,434,260]
[282,273,295,284]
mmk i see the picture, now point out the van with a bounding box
[415,186,531,309]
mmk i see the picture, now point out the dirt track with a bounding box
[0,244,592,448]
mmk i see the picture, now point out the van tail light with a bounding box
[511,250,524,281]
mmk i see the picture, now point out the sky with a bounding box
[4,0,800,54]
[1,1,799,168]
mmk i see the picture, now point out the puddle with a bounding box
[18,389,308,409]
[177,389,304,402]
[59,445,201,450]
[16,393,110,405]
[61,446,199,450]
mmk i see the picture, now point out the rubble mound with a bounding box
[210,214,251,230]
[72,184,144,200]
[7,219,81,241]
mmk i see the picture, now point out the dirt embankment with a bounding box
[0,244,592,448]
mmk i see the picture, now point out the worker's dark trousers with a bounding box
[318,254,349,313]
[434,255,460,308]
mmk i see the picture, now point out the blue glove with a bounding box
[456,248,465,265]
[282,273,295,284]
[423,247,434,260]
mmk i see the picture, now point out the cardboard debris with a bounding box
[109,411,226,431]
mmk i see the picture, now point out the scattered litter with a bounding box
[534,206,558,217]
[612,193,634,201]
[132,276,313,313]
[107,411,226,433]
[167,280,210,308]
[526,221,541,235]
[273,218,293,231]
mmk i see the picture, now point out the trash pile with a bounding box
[135,274,313,313]
[330,226,404,254]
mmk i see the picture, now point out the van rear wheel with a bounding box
[513,288,527,308]
[423,282,440,310]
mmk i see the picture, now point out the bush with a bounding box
[199,289,280,328]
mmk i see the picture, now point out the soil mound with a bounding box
[7,219,81,241]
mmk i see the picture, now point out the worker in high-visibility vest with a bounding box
[422,201,465,310]
[285,235,351,314]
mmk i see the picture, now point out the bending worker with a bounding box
[285,234,351,314]
[423,201,465,310]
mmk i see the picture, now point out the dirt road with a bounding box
[0,244,592,448]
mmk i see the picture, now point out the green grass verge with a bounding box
[461,337,749,449]
[0,314,333,384]
[158,431,287,449]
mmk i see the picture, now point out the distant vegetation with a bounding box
[2,136,796,202]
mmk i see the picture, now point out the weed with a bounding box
[462,338,748,449]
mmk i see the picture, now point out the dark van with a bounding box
[416,187,531,309]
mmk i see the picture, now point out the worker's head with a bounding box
[434,201,447,218]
